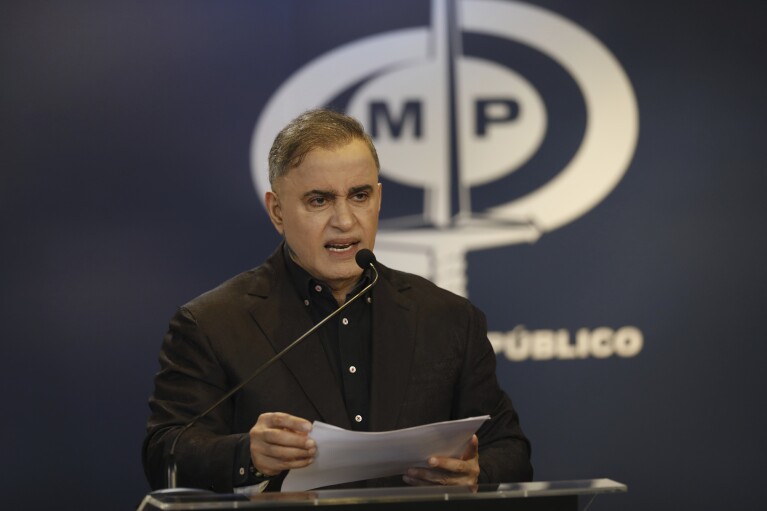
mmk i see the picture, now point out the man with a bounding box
[143,109,532,492]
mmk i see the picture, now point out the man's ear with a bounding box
[264,191,284,235]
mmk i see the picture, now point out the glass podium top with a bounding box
[137,479,627,510]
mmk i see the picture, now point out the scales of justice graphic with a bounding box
[252,0,638,297]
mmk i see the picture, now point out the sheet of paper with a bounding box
[281,415,489,492]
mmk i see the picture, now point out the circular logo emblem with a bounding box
[251,0,638,296]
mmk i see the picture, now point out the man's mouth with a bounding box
[325,241,359,252]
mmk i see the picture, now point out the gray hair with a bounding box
[268,108,380,185]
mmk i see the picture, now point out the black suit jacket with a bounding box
[143,245,532,491]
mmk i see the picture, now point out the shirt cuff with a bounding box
[233,433,275,489]
[233,434,256,487]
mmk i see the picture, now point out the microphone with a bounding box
[166,248,379,488]
[355,248,376,269]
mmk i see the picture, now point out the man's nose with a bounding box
[330,201,355,230]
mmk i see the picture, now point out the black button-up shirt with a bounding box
[234,247,375,489]
[283,246,373,432]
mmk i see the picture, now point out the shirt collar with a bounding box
[282,243,372,303]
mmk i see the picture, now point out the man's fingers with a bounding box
[250,412,316,476]
[256,439,316,460]
[261,412,313,433]
[402,474,433,486]
[403,467,464,486]
[433,456,464,473]
[404,438,481,487]
[260,427,315,449]
[461,435,479,460]
[253,452,315,476]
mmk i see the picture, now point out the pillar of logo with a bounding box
[251,0,643,361]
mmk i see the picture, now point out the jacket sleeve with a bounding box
[453,304,533,483]
[142,307,251,492]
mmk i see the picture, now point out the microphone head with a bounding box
[355,249,376,269]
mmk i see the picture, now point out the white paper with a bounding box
[281,415,489,492]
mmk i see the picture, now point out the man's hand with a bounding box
[403,434,480,488]
[249,412,316,477]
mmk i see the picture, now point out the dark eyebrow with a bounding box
[302,189,336,200]
[348,184,374,195]
[302,184,374,200]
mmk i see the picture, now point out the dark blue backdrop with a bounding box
[2,1,766,510]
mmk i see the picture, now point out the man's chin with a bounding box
[319,264,363,284]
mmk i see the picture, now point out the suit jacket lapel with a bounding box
[370,266,417,432]
[247,249,351,429]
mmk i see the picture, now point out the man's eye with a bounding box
[352,192,369,201]
[309,197,327,206]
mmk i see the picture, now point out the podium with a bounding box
[137,479,626,511]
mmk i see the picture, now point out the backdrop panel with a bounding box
[1,1,765,510]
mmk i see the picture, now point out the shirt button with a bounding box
[355,415,363,423]
[303,299,310,306]
[314,284,322,292]
[366,297,372,304]
[342,317,349,325]
[239,467,245,476]
[349,365,356,374]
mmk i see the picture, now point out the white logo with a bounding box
[251,0,642,360]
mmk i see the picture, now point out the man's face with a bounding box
[265,139,381,295]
